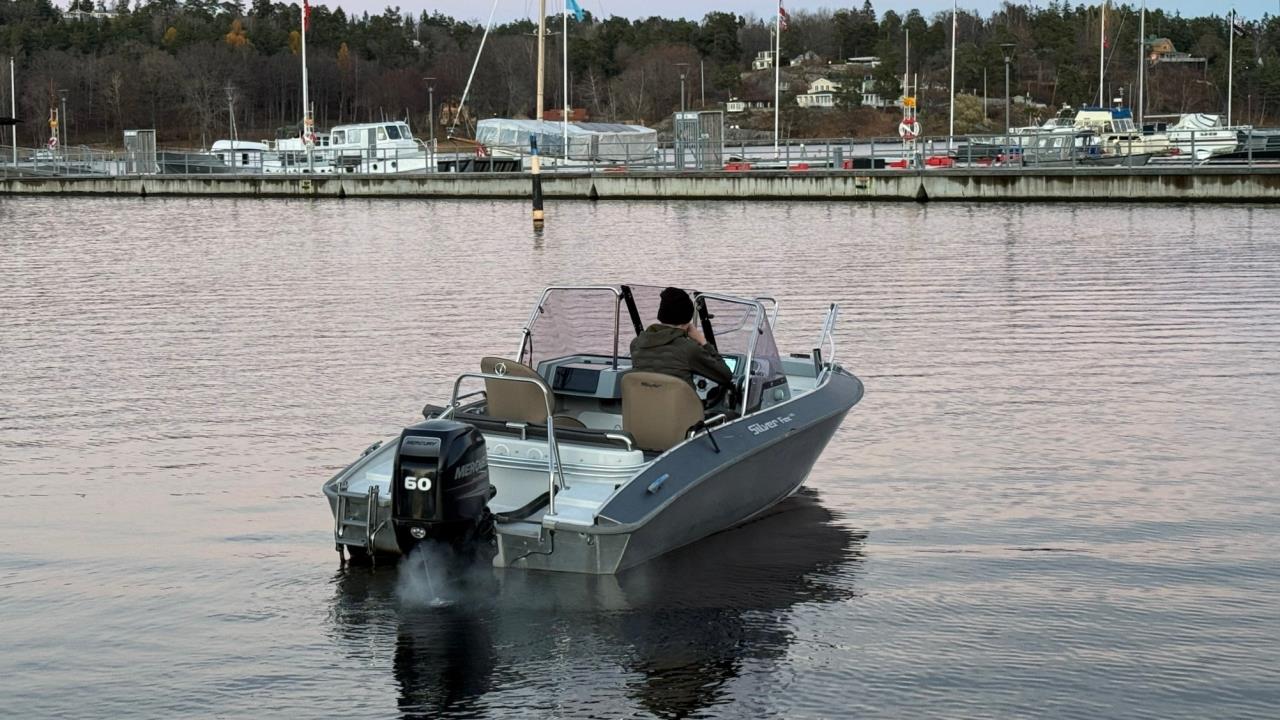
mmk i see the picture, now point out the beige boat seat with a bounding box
[479,357,585,428]
[621,371,704,452]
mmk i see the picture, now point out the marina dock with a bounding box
[4,166,1280,202]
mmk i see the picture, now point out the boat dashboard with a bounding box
[538,354,742,404]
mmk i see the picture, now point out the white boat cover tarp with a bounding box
[476,119,657,161]
[1171,114,1223,131]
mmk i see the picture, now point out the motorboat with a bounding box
[322,285,864,575]
[210,121,437,174]
[1072,106,1171,158]
[1164,114,1248,160]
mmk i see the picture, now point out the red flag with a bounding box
[778,2,789,31]
[303,0,311,31]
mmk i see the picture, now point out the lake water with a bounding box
[2,197,1278,719]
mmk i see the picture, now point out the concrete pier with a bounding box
[3,167,1280,202]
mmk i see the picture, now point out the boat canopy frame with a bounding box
[513,284,786,418]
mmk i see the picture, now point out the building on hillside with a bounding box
[846,56,882,68]
[543,107,590,122]
[725,95,773,113]
[62,7,117,20]
[790,50,822,67]
[752,51,775,71]
[859,75,897,109]
[797,78,841,108]
[1147,37,1206,66]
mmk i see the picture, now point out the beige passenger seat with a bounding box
[479,357,586,428]
[621,371,704,452]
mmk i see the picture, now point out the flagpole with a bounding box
[302,0,309,140]
[562,1,569,161]
[949,0,956,144]
[1228,8,1235,126]
[773,1,781,158]
[301,0,312,172]
[10,57,16,167]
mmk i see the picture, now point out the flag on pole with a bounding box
[303,0,311,31]
[1231,11,1247,37]
[778,1,789,31]
[566,0,583,22]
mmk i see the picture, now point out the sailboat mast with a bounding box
[563,3,569,160]
[1098,2,1105,106]
[1228,9,1235,126]
[949,0,956,141]
[773,1,781,157]
[1138,0,1146,126]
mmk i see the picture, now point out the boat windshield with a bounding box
[518,285,787,410]
[696,294,786,411]
[519,287,624,368]
[386,125,402,140]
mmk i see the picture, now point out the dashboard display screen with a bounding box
[553,366,600,394]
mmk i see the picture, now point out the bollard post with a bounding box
[1191,133,1196,166]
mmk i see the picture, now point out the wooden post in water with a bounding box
[532,0,547,227]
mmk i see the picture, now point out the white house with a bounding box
[751,51,774,71]
[797,78,842,108]
[790,50,822,66]
[859,75,898,109]
[726,96,772,113]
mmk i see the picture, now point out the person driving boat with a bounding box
[629,287,735,391]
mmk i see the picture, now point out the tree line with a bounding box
[2,0,1279,147]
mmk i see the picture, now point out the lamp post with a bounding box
[676,63,689,114]
[58,88,67,155]
[1000,43,1015,133]
[423,76,436,150]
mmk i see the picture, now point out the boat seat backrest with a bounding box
[481,357,552,425]
[621,371,704,453]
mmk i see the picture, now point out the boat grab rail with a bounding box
[442,371,568,516]
[815,303,840,384]
[755,296,780,328]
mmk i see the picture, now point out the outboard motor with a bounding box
[391,419,495,564]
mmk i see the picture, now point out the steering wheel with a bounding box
[702,381,728,410]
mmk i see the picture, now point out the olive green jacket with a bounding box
[629,324,735,388]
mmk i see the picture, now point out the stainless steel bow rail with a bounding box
[815,303,840,384]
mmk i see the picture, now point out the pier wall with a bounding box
[4,168,1280,202]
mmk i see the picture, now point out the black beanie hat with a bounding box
[657,286,695,325]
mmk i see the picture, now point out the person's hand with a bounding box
[687,325,708,345]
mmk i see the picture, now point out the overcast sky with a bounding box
[330,1,1280,23]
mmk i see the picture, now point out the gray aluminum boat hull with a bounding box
[496,368,863,573]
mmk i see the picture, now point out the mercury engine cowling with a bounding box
[391,419,495,561]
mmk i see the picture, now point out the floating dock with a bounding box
[3,167,1280,202]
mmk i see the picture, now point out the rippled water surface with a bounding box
[2,197,1279,719]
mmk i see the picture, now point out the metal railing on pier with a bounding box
[2,128,1275,180]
